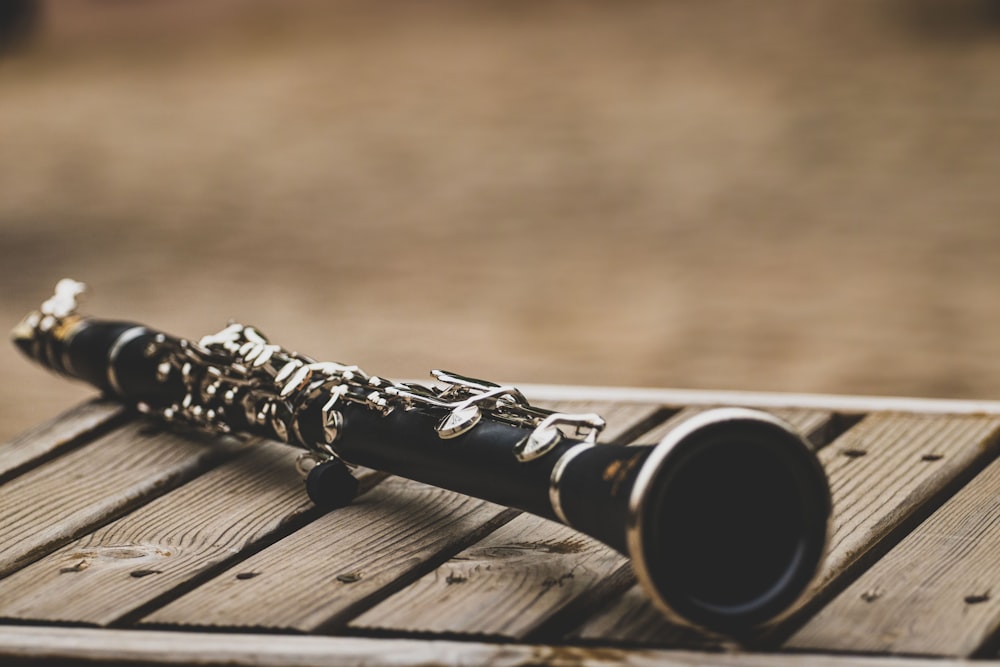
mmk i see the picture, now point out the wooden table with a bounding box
[1,385,999,666]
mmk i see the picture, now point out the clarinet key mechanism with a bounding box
[13,279,832,634]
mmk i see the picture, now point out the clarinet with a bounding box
[12,279,831,634]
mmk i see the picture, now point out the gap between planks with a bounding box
[7,406,964,656]
[347,511,634,640]
[0,421,243,580]
[0,400,660,632]
[347,407,843,642]
[0,398,127,484]
[787,453,1000,657]
[0,440,320,626]
[136,401,662,632]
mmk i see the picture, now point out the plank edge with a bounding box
[0,625,982,667]
[518,385,1000,416]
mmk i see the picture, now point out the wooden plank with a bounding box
[141,400,658,631]
[637,406,841,449]
[350,512,632,639]
[787,455,1000,657]
[0,421,239,579]
[574,413,1000,647]
[812,413,1000,599]
[141,476,516,631]
[352,407,839,641]
[0,398,126,482]
[0,439,317,626]
[0,625,977,667]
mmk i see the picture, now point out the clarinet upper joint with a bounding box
[149,325,608,462]
[11,278,87,375]
[18,279,609,467]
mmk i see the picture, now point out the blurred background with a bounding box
[2,0,1000,443]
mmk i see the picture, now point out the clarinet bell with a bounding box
[626,408,831,633]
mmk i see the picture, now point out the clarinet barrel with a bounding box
[12,279,831,634]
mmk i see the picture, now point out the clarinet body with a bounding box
[12,279,831,634]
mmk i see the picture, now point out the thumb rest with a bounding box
[13,279,832,635]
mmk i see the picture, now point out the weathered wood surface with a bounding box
[574,584,725,649]
[347,400,675,639]
[3,394,1000,664]
[351,512,631,639]
[788,455,1000,657]
[0,626,981,667]
[0,398,125,481]
[342,408,837,642]
[811,413,1000,601]
[0,440,315,625]
[141,401,661,632]
[575,412,1000,647]
[0,421,239,579]
[142,475,517,631]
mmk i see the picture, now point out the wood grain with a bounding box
[787,455,1000,657]
[0,625,974,667]
[637,406,840,449]
[0,421,239,579]
[574,413,1000,646]
[574,583,726,648]
[0,399,125,482]
[350,512,632,639]
[141,476,517,631]
[141,400,659,631]
[2,397,999,664]
[350,408,840,641]
[813,413,1000,597]
[0,439,315,626]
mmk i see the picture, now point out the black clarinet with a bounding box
[12,279,831,634]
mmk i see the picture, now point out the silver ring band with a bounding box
[107,326,148,396]
[60,319,87,378]
[548,442,593,527]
